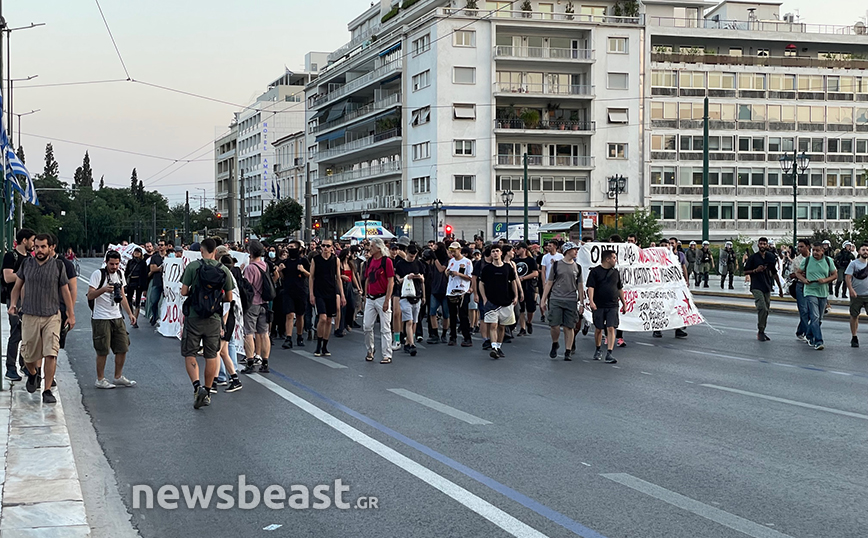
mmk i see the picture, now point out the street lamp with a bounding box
[431,199,442,242]
[607,175,627,232]
[11,108,38,144]
[779,151,810,247]
[361,211,370,240]
[501,190,514,241]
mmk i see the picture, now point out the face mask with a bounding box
[168,252,176,258]
[269,252,276,259]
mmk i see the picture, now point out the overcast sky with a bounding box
[10,0,866,208]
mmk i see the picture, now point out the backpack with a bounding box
[185,261,227,318]
[255,263,277,302]
[232,266,253,311]
[87,268,109,312]
[1,249,22,304]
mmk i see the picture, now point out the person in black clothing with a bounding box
[2,227,35,381]
[395,245,425,356]
[51,235,78,352]
[586,250,625,364]
[426,244,450,344]
[308,239,345,357]
[513,243,539,336]
[834,242,855,298]
[147,240,166,325]
[124,246,149,328]
[744,237,785,341]
[472,246,491,349]
[280,240,311,348]
[478,246,518,359]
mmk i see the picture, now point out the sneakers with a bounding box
[448,337,457,346]
[209,386,218,394]
[226,379,243,393]
[416,335,424,342]
[652,331,662,338]
[42,390,57,404]
[240,360,258,374]
[427,335,440,345]
[193,387,209,409]
[259,363,270,373]
[95,378,116,389]
[757,332,771,341]
[814,343,825,350]
[25,370,38,394]
[564,350,572,361]
[527,323,533,335]
[796,334,808,342]
[581,323,589,336]
[461,338,473,347]
[852,336,859,348]
[549,342,560,359]
[604,352,617,364]
[490,350,499,359]
[617,338,626,347]
[409,346,417,357]
[322,348,331,357]
[214,379,229,386]
[282,338,293,349]
[517,329,527,337]
[313,347,323,357]
[296,337,305,347]
[5,369,21,382]
[482,339,492,350]
[675,329,688,339]
[440,335,448,344]
[593,349,603,361]
[113,375,137,387]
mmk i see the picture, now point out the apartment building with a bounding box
[308,0,645,242]
[214,125,238,239]
[646,0,868,240]
[273,131,307,207]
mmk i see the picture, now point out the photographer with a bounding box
[87,251,137,389]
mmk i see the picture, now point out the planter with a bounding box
[571,124,579,131]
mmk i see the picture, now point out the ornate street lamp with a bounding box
[778,151,810,247]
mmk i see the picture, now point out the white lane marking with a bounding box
[77,276,90,284]
[291,350,347,369]
[248,375,548,538]
[601,473,794,538]
[701,384,868,421]
[634,342,655,347]
[703,325,779,336]
[685,380,694,384]
[830,371,853,376]
[580,462,591,467]
[640,371,652,376]
[387,388,492,425]
[611,365,621,369]
[685,349,757,363]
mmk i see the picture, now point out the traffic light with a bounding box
[444,224,453,236]
[314,220,321,229]
[215,212,222,219]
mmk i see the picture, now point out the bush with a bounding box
[381,6,399,23]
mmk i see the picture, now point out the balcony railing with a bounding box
[647,16,867,35]
[440,7,642,25]
[314,129,401,161]
[494,82,593,96]
[497,155,594,167]
[494,46,593,60]
[312,59,403,109]
[327,25,381,63]
[495,119,595,131]
[310,93,401,135]
[313,161,402,188]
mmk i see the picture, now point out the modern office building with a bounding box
[214,124,238,239]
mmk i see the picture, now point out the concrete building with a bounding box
[273,130,307,209]
[214,124,238,239]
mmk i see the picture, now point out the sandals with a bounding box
[365,352,374,362]
[380,357,392,364]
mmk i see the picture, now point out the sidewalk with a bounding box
[0,311,91,537]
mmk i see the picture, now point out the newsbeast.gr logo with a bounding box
[132,477,378,511]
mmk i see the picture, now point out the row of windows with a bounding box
[652,134,868,154]
[650,166,867,187]
[651,101,868,124]
[324,181,400,203]
[651,201,868,221]
[651,71,868,93]
[413,30,475,56]
[412,67,477,90]
[497,175,589,192]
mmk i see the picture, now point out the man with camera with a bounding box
[87,251,137,389]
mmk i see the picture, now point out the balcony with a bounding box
[327,25,381,63]
[494,82,593,98]
[494,46,593,62]
[318,195,402,216]
[494,119,595,133]
[310,93,401,135]
[314,128,402,162]
[496,154,594,168]
[647,16,867,35]
[313,161,402,188]
[311,59,402,109]
[440,7,641,26]
[650,52,868,70]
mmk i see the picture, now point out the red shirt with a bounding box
[365,256,394,296]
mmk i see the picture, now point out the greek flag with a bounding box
[0,92,37,210]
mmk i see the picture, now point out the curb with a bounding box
[692,289,850,308]
[694,300,860,322]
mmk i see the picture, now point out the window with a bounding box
[650,166,676,185]
[769,74,796,91]
[607,108,629,124]
[412,142,430,160]
[497,176,522,191]
[453,103,476,120]
[453,67,476,84]
[412,70,430,91]
[651,70,677,87]
[454,175,474,191]
[681,135,704,151]
[411,106,431,126]
[679,72,705,88]
[678,102,704,120]
[651,134,676,151]
[729,48,743,57]
[454,139,475,156]
[412,176,430,194]
[651,202,676,220]
[412,34,430,55]
[650,101,677,120]
[798,75,824,91]
[453,30,476,47]
[738,73,765,90]
[707,103,736,121]
[858,140,868,154]
[607,143,627,159]
[608,37,628,53]
[608,73,628,90]
[708,72,735,89]
[767,171,780,186]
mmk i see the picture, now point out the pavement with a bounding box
[53,257,868,538]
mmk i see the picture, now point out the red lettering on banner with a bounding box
[623,290,638,313]
[638,248,673,267]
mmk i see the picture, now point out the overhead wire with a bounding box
[93,0,132,80]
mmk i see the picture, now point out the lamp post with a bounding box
[431,199,442,242]
[778,151,810,247]
[323,216,329,239]
[501,189,514,241]
[607,175,627,232]
[361,211,370,241]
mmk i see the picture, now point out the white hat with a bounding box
[843,241,853,247]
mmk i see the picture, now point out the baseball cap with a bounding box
[561,241,578,253]
[448,241,461,250]
[189,242,201,252]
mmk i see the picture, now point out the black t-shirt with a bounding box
[312,254,338,297]
[514,256,538,290]
[480,263,516,307]
[586,265,623,309]
[281,257,310,296]
[744,251,777,293]
[58,257,77,313]
[2,249,25,304]
[429,260,447,296]
[149,253,164,288]
[395,258,425,302]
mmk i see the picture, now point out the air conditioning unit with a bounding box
[373,195,381,207]
[856,22,867,35]
[782,13,795,23]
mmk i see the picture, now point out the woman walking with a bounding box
[336,247,361,337]
[124,246,149,328]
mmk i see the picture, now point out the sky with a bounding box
[9,0,866,208]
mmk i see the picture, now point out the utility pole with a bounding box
[184,191,190,245]
[304,161,312,243]
[701,96,709,242]
[240,169,246,243]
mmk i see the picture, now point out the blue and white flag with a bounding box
[0,92,37,211]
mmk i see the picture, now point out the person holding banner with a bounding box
[586,250,625,364]
[540,242,583,361]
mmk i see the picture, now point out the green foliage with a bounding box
[520,0,532,11]
[519,108,540,128]
[401,0,419,8]
[596,209,663,247]
[381,7,399,23]
[623,0,639,16]
[255,198,304,238]
[465,0,478,9]
[612,1,623,17]
[851,215,868,245]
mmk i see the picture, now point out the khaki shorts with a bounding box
[850,295,868,318]
[181,315,222,359]
[21,313,61,364]
[483,303,516,326]
[92,318,130,356]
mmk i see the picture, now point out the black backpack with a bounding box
[185,261,227,318]
[1,249,22,304]
[255,264,277,302]
[87,268,109,311]
[232,266,254,311]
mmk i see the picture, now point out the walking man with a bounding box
[845,242,868,347]
[790,239,812,342]
[539,242,583,361]
[309,239,345,357]
[586,249,625,364]
[696,241,714,288]
[743,237,784,342]
[280,240,310,349]
[3,227,35,380]
[478,246,518,359]
[395,244,424,357]
[445,243,473,347]
[363,238,395,364]
[513,243,539,336]
[719,241,737,290]
[795,242,836,350]
[147,240,166,325]
[240,240,273,374]
[834,241,855,298]
[87,250,137,389]
[8,234,75,403]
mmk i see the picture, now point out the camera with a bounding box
[112,282,123,304]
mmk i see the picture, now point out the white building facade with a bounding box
[214,125,238,239]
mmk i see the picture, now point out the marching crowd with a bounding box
[2,227,866,410]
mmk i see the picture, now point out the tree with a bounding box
[597,209,663,247]
[16,145,24,164]
[43,143,59,178]
[74,151,93,188]
[99,175,105,189]
[255,198,303,237]
[130,168,138,193]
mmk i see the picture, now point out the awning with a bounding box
[538,221,580,232]
[325,101,348,123]
[378,42,402,57]
[310,108,328,121]
[315,129,346,143]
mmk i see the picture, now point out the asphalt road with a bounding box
[65,258,868,538]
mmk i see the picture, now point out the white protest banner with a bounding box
[577,243,705,332]
[106,243,143,272]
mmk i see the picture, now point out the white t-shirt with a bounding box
[89,269,126,320]
[446,257,473,295]
[541,252,564,280]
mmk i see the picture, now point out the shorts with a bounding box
[519,286,537,313]
[428,294,449,319]
[244,303,269,335]
[399,299,421,322]
[315,293,338,318]
[91,318,130,356]
[483,303,516,326]
[283,291,306,316]
[849,295,868,318]
[182,315,222,359]
[547,298,578,328]
[20,313,61,363]
[592,307,620,330]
